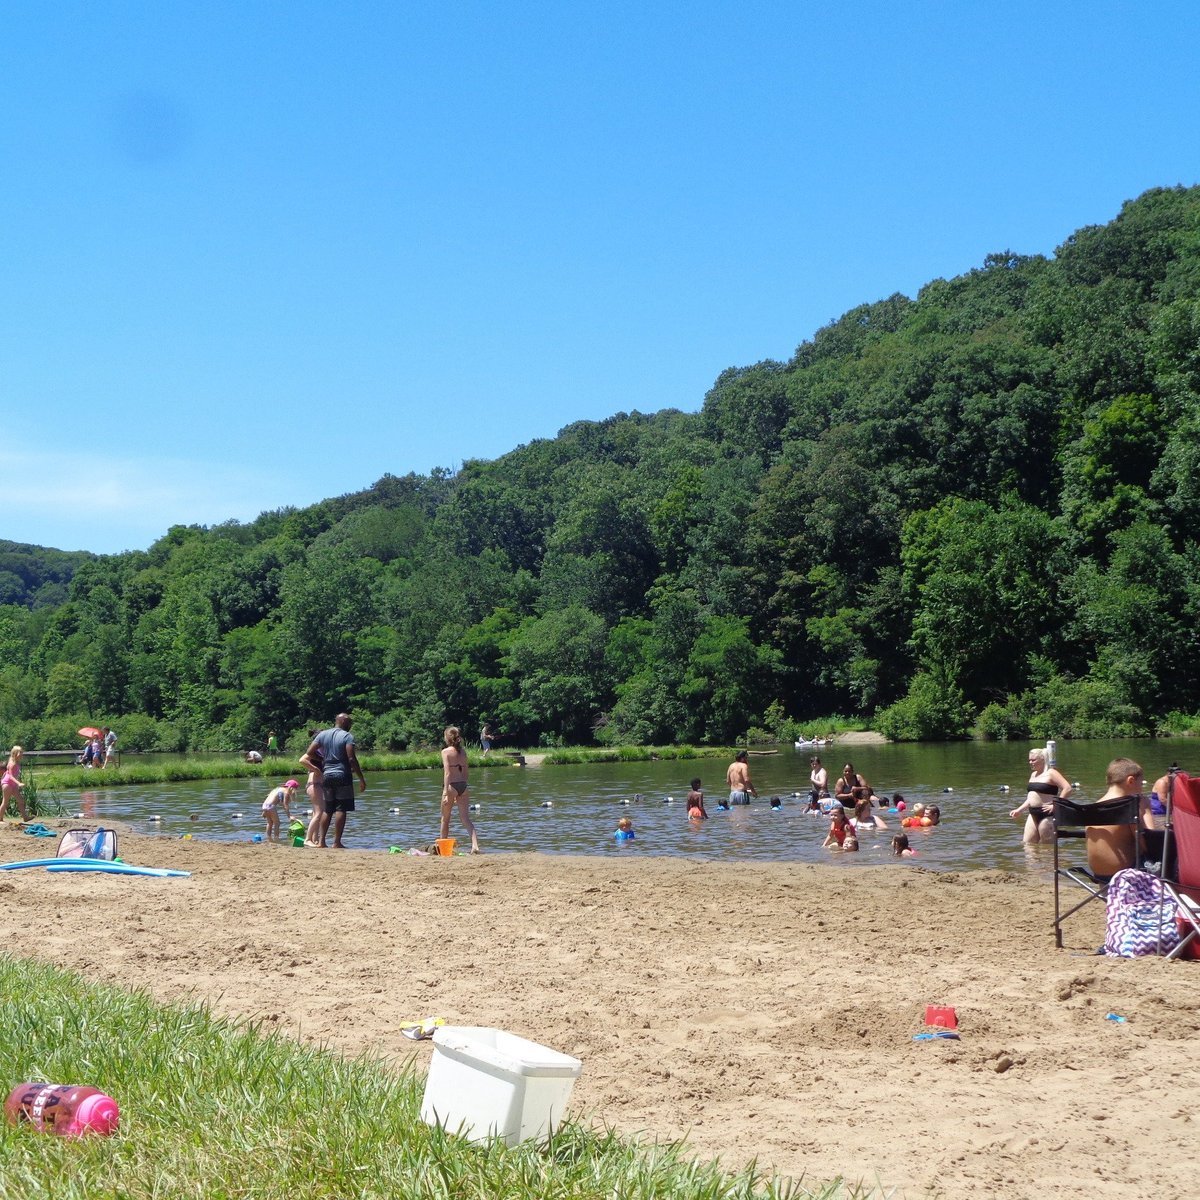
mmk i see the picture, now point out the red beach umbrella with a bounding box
[78,726,102,739]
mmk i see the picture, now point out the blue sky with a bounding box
[2,1,1198,555]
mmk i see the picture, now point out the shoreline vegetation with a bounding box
[25,733,882,794]
[28,744,734,794]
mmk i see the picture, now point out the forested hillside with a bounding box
[4,186,1200,752]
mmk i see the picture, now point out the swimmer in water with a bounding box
[686,777,707,820]
[891,833,916,857]
[823,806,858,851]
[615,816,635,839]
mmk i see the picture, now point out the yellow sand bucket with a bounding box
[435,838,457,857]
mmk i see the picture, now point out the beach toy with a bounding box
[292,835,305,847]
[912,1032,960,1041]
[925,1005,958,1030]
[45,862,191,878]
[400,1016,446,1041]
[5,1084,119,1136]
[434,838,457,857]
[1,857,110,872]
[1105,1012,1127,1023]
[253,834,263,843]
[180,833,193,840]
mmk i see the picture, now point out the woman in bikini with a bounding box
[1009,747,1072,844]
[441,726,481,853]
[299,729,325,847]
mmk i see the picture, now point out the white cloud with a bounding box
[0,445,279,553]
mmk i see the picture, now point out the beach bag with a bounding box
[1103,868,1179,957]
[56,827,117,861]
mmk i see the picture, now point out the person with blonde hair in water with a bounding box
[1009,746,1072,844]
[441,726,481,853]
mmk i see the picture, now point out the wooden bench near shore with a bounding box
[20,748,121,768]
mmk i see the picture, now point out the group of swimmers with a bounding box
[605,755,942,856]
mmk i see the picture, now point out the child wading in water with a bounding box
[686,778,707,820]
[441,726,481,853]
[891,833,916,857]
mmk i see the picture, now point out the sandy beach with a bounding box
[1,823,1195,1198]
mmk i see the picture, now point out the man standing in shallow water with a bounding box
[303,713,366,849]
[726,750,757,806]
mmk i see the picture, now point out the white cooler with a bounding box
[420,1025,583,1146]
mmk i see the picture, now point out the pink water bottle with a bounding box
[4,1083,120,1136]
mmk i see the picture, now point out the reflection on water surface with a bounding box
[58,738,1184,876]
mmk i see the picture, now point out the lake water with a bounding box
[56,739,1187,876]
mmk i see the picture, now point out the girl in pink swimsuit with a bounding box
[1,745,28,822]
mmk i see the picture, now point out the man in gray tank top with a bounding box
[303,713,366,848]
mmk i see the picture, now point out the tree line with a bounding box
[3,185,1200,752]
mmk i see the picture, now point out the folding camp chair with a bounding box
[1053,795,1144,948]
[1159,772,1200,960]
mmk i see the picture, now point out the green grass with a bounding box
[540,746,730,765]
[0,956,856,1200]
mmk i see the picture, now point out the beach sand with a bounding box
[1,823,1195,1198]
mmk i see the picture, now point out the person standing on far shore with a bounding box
[103,727,118,768]
[303,713,365,849]
[442,726,481,853]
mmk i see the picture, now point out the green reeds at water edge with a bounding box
[15,774,69,820]
[0,957,841,1200]
[541,746,728,765]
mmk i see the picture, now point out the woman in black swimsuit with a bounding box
[1009,747,1072,844]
